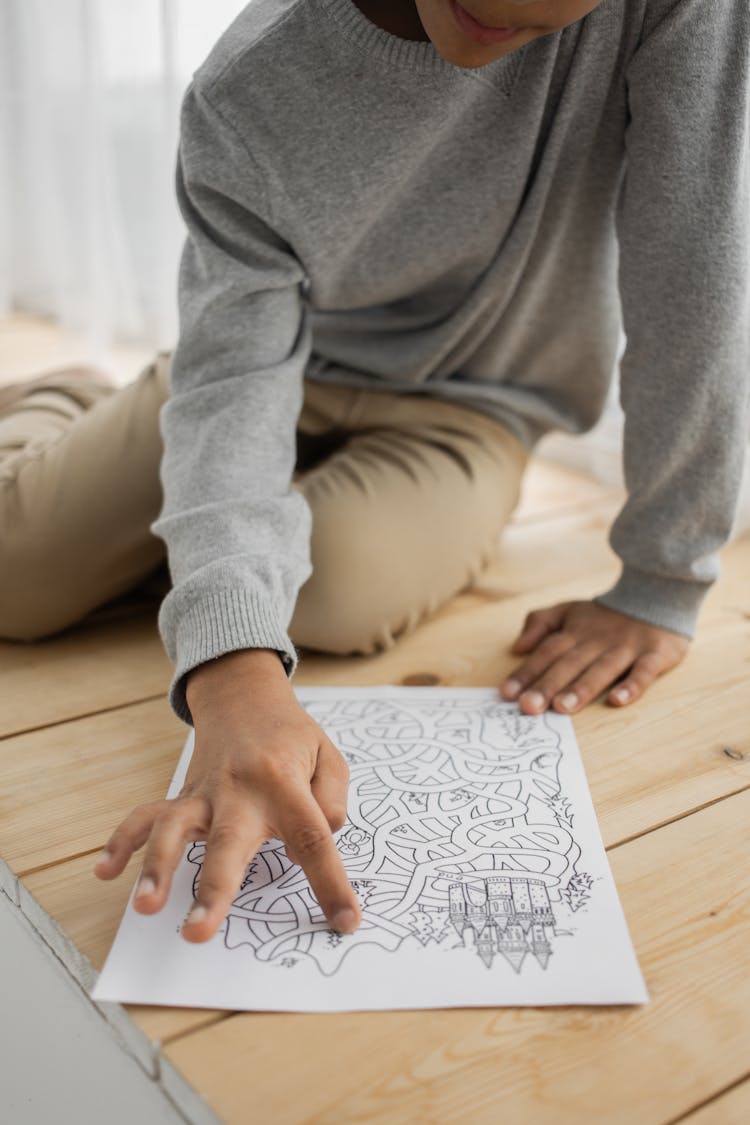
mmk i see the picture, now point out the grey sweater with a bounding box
[154,0,750,724]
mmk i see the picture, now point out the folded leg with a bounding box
[292,382,528,654]
[0,356,169,640]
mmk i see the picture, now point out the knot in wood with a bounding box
[401,672,441,686]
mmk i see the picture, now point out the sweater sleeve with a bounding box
[152,82,313,725]
[595,0,750,636]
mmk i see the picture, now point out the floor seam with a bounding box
[0,692,168,740]
[606,782,750,852]
[664,1071,750,1123]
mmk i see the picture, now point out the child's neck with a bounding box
[351,0,430,42]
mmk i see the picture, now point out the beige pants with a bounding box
[0,355,528,654]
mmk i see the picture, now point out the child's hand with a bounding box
[94,649,361,943]
[500,600,690,715]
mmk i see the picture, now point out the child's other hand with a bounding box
[94,649,361,943]
[500,600,690,715]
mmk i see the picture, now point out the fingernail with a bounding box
[559,692,578,712]
[135,875,156,899]
[502,678,522,700]
[185,904,208,926]
[331,908,358,934]
[94,848,113,868]
[521,691,545,712]
[612,687,630,704]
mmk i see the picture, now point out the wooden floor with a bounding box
[2,317,750,1124]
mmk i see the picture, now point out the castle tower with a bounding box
[475,924,496,968]
[486,877,513,932]
[528,879,555,926]
[465,880,488,937]
[448,884,468,935]
[510,880,534,932]
[529,922,552,970]
[497,922,528,973]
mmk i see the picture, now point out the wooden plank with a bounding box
[513,458,622,524]
[160,787,750,1125]
[467,510,749,621]
[0,313,151,386]
[678,1081,750,1124]
[468,500,620,602]
[574,621,750,842]
[0,698,184,873]
[21,614,749,1047]
[0,608,171,739]
[7,564,748,879]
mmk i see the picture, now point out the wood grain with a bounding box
[0,698,184,873]
[0,610,170,739]
[161,788,750,1125]
[7,583,748,881]
[21,613,749,1049]
[4,316,749,1125]
[514,458,622,523]
[678,1080,750,1124]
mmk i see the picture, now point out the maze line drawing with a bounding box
[187,697,593,977]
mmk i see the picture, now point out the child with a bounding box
[1,0,747,942]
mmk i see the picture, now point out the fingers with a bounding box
[509,604,567,657]
[509,646,670,715]
[94,802,172,879]
[277,788,361,934]
[501,631,578,708]
[94,730,358,947]
[606,651,668,708]
[501,605,569,700]
[310,737,350,834]
[500,600,690,714]
[549,646,635,713]
[95,797,214,925]
[132,800,211,915]
[518,642,628,715]
[181,805,266,944]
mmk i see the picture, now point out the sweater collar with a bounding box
[315,0,527,93]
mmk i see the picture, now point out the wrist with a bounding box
[186,648,288,713]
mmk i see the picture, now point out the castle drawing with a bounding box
[448,876,556,972]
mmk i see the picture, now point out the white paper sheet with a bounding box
[92,688,648,1010]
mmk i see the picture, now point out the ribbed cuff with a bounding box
[168,589,298,725]
[594,566,712,640]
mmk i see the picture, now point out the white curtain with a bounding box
[0,0,248,352]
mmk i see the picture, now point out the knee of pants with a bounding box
[292,571,408,657]
[0,507,100,642]
[0,540,65,641]
[290,517,447,658]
